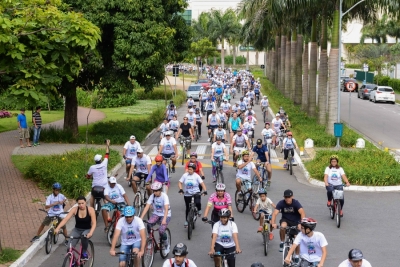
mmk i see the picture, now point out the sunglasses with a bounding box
[152,189,161,192]
[216,190,224,192]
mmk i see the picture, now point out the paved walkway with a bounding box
[0,107,105,250]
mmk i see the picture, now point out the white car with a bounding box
[369,86,396,104]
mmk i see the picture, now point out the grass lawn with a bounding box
[0,110,64,133]
[98,100,167,121]
[0,247,23,264]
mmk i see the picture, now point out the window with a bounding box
[179,10,192,26]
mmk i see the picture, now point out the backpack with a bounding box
[169,258,189,267]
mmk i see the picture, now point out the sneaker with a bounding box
[267,180,271,186]
[33,143,38,147]
[81,252,89,261]
[31,236,39,242]
[207,138,210,142]
[340,210,343,217]
[269,232,274,240]
[279,242,284,252]
[171,167,175,173]
[257,226,263,233]
[162,245,170,255]
[197,210,202,217]
[327,200,331,206]
[64,239,69,247]
[283,163,288,168]
[293,255,300,263]
[184,221,188,228]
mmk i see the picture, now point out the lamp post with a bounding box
[336,0,366,148]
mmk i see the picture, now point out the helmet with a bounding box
[52,182,62,190]
[165,131,172,136]
[247,116,252,121]
[195,107,200,112]
[219,123,224,127]
[155,155,163,162]
[188,162,197,169]
[218,208,231,217]
[172,243,188,256]
[240,97,243,100]
[330,155,339,163]
[224,99,228,102]
[300,217,317,231]
[275,113,280,117]
[263,95,267,98]
[286,131,292,136]
[215,183,226,191]
[151,181,163,191]
[190,152,197,158]
[137,148,143,153]
[212,109,216,112]
[241,150,249,156]
[251,263,265,267]
[258,188,267,195]
[123,206,135,217]
[348,249,364,261]
[247,105,252,109]
[216,136,222,141]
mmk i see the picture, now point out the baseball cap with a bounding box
[130,135,136,140]
[283,189,293,197]
[94,154,102,161]
[256,139,263,145]
[137,148,143,153]
[108,176,117,183]
[348,249,364,261]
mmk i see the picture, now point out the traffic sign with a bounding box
[346,81,356,92]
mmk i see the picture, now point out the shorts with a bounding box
[42,216,66,229]
[119,242,141,262]
[134,172,147,180]
[214,243,236,260]
[91,186,104,199]
[101,202,126,212]
[279,218,299,236]
[237,177,252,189]
[170,129,178,133]
[125,159,132,165]
[208,125,218,130]
[161,153,175,159]
[19,128,30,139]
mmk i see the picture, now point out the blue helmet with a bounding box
[258,188,267,195]
[123,206,135,217]
[52,182,62,189]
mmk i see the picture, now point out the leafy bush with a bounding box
[344,63,375,71]
[216,55,246,65]
[21,148,120,198]
[374,75,390,86]
[77,88,137,108]
[305,149,400,186]
[0,93,64,110]
[388,78,400,93]
[134,88,176,100]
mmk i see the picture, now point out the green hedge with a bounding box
[77,88,137,108]
[373,75,400,93]
[345,63,375,71]
[216,55,247,65]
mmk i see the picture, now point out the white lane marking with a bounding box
[270,149,279,163]
[196,145,207,159]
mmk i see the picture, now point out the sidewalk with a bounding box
[0,107,105,251]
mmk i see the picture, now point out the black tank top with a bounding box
[75,207,91,229]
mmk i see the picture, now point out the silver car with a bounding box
[358,83,377,100]
[186,83,202,101]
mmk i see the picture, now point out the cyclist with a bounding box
[231,129,251,167]
[243,116,256,142]
[251,139,272,185]
[261,122,275,146]
[184,152,206,191]
[244,106,256,119]
[158,118,170,139]
[282,131,299,169]
[202,183,233,227]
[158,131,178,174]
[178,162,207,228]
[200,88,209,113]
[140,182,171,254]
[211,136,229,182]
[271,113,285,147]
[253,188,275,239]
[146,155,170,193]
[194,108,203,138]
[284,218,328,267]
[187,96,195,110]
[239,97,247,112]
[217,107,228,130]
[185,109,196,131]
[339,249,372,267]
[110,206,146,267]
[260,96,269,116]
[102,176,130,232]
[254,85,260,103]
[221,99,231,118]
[126,148,152,196]
[31,182,68,242]
[232,102,240,114]
[55,196,96,261]
[166,104,177,122]
[208,208,241,267]
[169,115,180,139]
[205,95,217,120]
[86,139,110,208]
[162,243,198,267]
[207,110,220,142]
[235,150,262,192]
[271,189,305,256]
[243,94,251,107]
[123,136,142,179]
[177,116,194,159]
[324,155,350,217]
[228,112,242,141]
[213,123,227,143]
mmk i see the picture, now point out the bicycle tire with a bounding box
[86,240,95,267]
[142,238,155,267]
[263,110,267,123]
[187,210,194,240]
[336,201,341,228]
[251,195,260,220]
[283,246,291,266]
[235,190,245,213]
[181,147,186,165]
[95,200,101,221]
[53,229,60,244]
[143,190,151,219]
[160,228,171,259]
[263,230,269,256]
[61,254,73,267]
[289,159,293,175]
[133,193,142,217]
[195,128,199,141]
[329,203,335,219]
[107,221,121,248]
[157,139,160,152]
[45,231,53,254]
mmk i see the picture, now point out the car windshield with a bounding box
[366,84,376,89]
[188,86,201,91]
[379,87,393,92]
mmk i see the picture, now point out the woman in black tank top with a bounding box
[56,196,96,259]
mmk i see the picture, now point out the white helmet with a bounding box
[137,148,143,153]
[215,183,226,191]
[275,113,280,117]
[151,181,163,191]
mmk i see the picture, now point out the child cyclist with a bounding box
[253,188,276,240]
[146,155,170,194]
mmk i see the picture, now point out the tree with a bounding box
[353,44,391,75]
[187,38,219,80]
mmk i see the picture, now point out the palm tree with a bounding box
[294,34,303,105]
[318,16,328,125]
[301,36,309,111]
[307,15,318,117]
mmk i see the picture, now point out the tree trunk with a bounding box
[246,46,250,70]
[221,40,225,69]
[308,17,318,117]
[271,49,275,83]
[285,33,291,98]
[294,35,303,105]
[63,83,78,136]
[280,35,286,92]
[255,51,259,66]
[318,18,328,125]
[290,31,297,101]
[302,41,309,111]
[264,50,267,76]
[274,35,280,86]
[233,45,236,66]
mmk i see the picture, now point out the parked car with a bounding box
[358,83,377,100]
[341,78,359,92]
[186,83,202,101]
[197,79,210,90]
[369,86,396,104]
[340,76,349,85]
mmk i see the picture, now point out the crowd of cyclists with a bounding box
[32,68,370,267]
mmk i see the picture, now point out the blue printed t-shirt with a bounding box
[276,199,303,223]
[252,144,268,162]
[17,114,27,128]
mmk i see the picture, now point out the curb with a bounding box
[10,159,125,267]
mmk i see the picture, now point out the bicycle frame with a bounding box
[64,236,93,267]
[213,251,238,267]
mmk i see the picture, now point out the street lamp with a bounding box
[336,0,366,148]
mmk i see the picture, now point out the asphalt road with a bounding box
[26,95,400,267]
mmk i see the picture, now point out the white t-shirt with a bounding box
[179,173,203,196]
[212,142,226,158]
[256,197,274,214]
[221,103,231,112]
[293,232,328,263]
[271,118,283,130]
[324,167,346,186]
[134,155,152,174]
[104,184,125,203]
[208,114,220,126]
[195,113,202,122]
[87,158,108,188]
[243,122,255,131]
[213,129,226,140]
[187,99,195,106]
[283,137,297,149]
[160,137,177,155]
[185,113,196,126]
[116,217,145,246]
[261,99,269,107]
[159,123,170,133]
[147,192,171,217]
[218,112,227,122]
[244,116,257,125]
[124,141,142,160]
[261,128,275,139]
[236,160,255,180]
[212,221,238,248]
[232,134,248,148]
[169,120,179,130]
[46,193,67,216]
[162,259,197,267]
[338,259,372,267]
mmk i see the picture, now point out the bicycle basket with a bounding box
[332,190,344,199]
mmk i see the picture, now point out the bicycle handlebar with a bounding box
[276,226,298,230]
[213,251,239,256]
[38,209,68,216]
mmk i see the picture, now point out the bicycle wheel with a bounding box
[181,147,186,165]
[251,195,260,220]
[45,231,53,254]
[157,139,160,151]
[235,190,245,213]
[143,190,151,219]
[133,194,142,217]
[160,228,171,259]
[95,200,101,220]
[263,230,269,256]
[283,246,291,266]
[263,110,266,123]
[187,210,194,240]
[86,240,95,267]
[53,228,60,244]
[289,158,293,175]
[195,128,199,141]
[61,254,73,267]
[336,201,341,228]
[329,204,335,219]
[142,238,155,267]
[107,221,121,247]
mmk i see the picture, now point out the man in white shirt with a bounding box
[235,150,261,192]
[123,136,142,178]
[338,249,372,267]
[158,131,178,173]
[162,243,198,267]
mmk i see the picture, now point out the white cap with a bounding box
[189,109,194,113]
[137,148,143,153]
[130,135,136,139]
[94,154,102,161]
[275,113,280,116]
[108,176,117,183]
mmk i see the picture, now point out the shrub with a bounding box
[388,78,400,93]
[374,75,390,86]
[305,149,400,186]
[77,88,137,108]
[22,148,120,198]
[215,55,246,65]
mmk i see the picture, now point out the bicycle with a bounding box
[262,107,268,123]
[277,226,298,267]
[133,177,149,218]
[209,128,215,145]
[92,186,104,220]
[255,162,269,188]
[39,209,68,254]
[234,180,258,220]
[114,252,137,267]
[212,251,238,267]
[179,136,191,165]
[328,185,345,228]
[142,220,171,267]
[186,192,203,240]
[258,211,272,256]
[213,156,225,184]
[106,202,126,247]
[194,125,199,141]
[245,129,254,148]
[286,150,294,175]
[163,156,172,178]
[62,235,94,267]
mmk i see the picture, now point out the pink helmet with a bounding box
[151,181,163,191]
[247,116,252,121]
